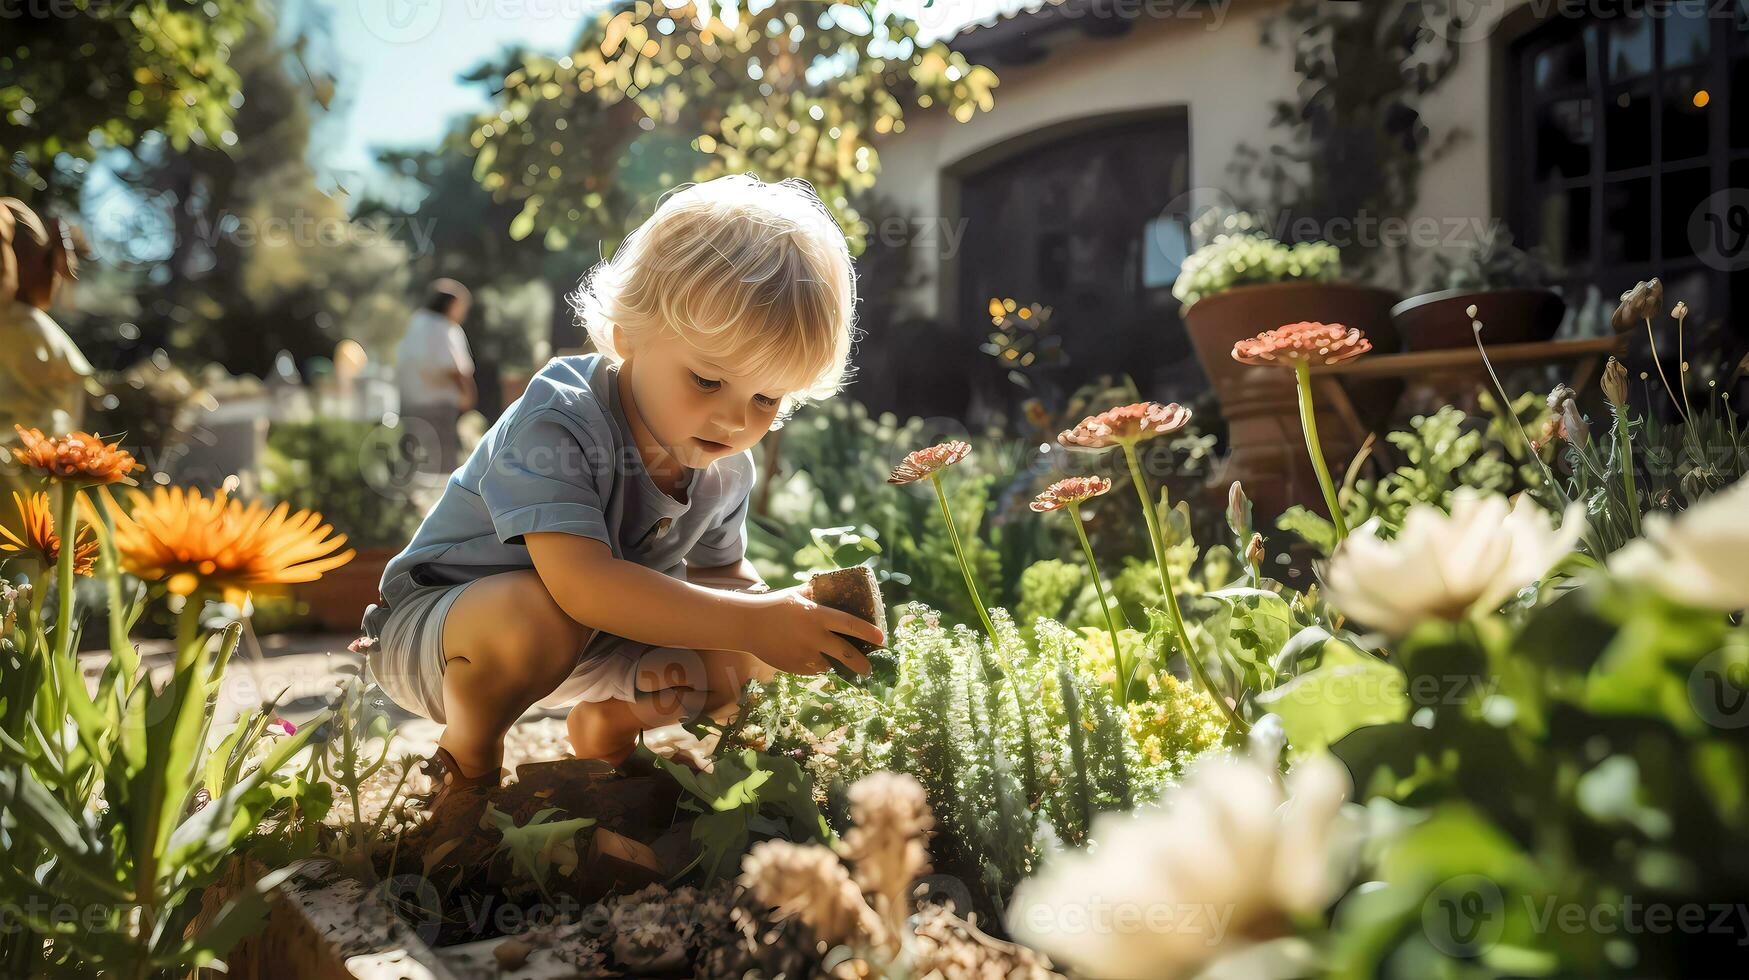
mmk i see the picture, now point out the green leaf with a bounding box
[1254,642,1407,753]
[1277,504,1339,554]
[654,749,832,881]
[690,809,753,882]
[0,758,127,901]
[1273,625,1334,676]
[1207,587,1296,665]
[162,709,331,870]
[484,804,595,890]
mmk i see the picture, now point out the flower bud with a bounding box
[1559,395,1590,449]
[1227,481,1250,536]
[1602,357,1628,407]
[1672,300,1689,321]
[1246,532,1266,567]
[1611,278,1663,331]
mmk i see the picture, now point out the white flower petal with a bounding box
[1324,492,1581,633]
[1610,480,1749,610]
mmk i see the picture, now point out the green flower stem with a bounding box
[1613,409,1642,537]
[931,474,998,646]
[53,482,78,663]
[90,489,138,692]
[175,594,204,672]
[1644,317,1687,422]
[1119,443,1246,734]
[931,473,1039,799]
[28,579,45,639]
[1067,506,1129,707]
[1676,314,1695,423]
[1292,360,1348,541]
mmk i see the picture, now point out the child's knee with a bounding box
[473,607,590,695]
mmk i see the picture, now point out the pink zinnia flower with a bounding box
[1030,476,1113,513]
[887,441,972,485]
[1231,321,1372,367]
[1057,402,1191,451]
[348,635,375,653]
[266,718,297,737]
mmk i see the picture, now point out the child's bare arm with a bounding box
[684,558,765,592]
[524,532,878,675]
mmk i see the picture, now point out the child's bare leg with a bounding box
[437,571,593,778]
[566,693,696,765]
[565,648,773,763]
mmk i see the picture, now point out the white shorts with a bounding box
[365,581,670,724]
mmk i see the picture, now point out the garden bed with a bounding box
[205,752,1062,979]
[196,858,458,980]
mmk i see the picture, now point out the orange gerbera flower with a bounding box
[1231,321,1372,367]
[1030,476,1113,513]
[10,426,141,485]
[111,486,354,604]
[0,491,96,575]
[1058,402,1191,450]
[888,441,972,485]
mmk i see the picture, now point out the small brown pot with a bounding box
[1390,287,1566,351]
[294,546,397,634]
[1181,281,1403,516]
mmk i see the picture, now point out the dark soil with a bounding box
[380,755,690,946]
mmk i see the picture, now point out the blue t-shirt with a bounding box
[372,352,756,614]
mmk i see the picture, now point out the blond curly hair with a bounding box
[570,173,859,414]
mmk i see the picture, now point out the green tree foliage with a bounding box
[90,27,412,377]
[2,0,259,200]
[467,0,998,251]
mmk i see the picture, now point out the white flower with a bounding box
[1610,479,1749,611]
[1006,754,1351,980]
[1323,490,1585,635]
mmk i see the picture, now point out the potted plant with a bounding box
[1392,228,1564,349]
[1171,227,1401,514]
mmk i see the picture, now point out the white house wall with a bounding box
[872,0,1533,317]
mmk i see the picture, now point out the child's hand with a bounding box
[736,585,884,676]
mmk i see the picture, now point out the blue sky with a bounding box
[307,0,1022,195]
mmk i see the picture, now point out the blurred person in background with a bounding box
[1,199,100,442]
[395,278,476,475]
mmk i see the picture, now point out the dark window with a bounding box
[953,111,1193,413]
[1507,2,1749,326]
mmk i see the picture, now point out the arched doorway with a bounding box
[945,107,1195,419]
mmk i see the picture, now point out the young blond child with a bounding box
[361,175,883,806]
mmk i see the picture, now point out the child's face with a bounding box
[617,329,790,469]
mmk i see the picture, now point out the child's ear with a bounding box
[611,322,630,357]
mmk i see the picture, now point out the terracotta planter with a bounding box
[1391,287,1565,351]
[294,546,396,634]
[1181,281,1403,516]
